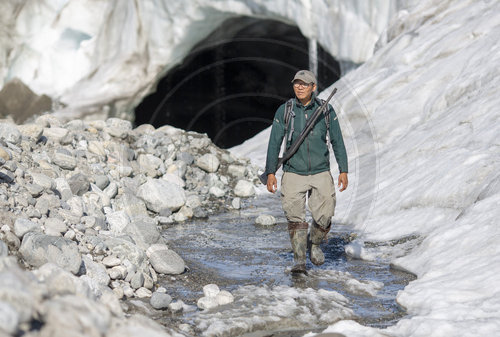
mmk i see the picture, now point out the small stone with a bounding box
[209,186,225,197]
[53,148,77,170]
[178,323,194,334]
[104,118,132,139]
[88,141,106,157]
[234,180,255,197]
[215,290,234,305]
[255,214,277,226]
[227,164,246,178]
[176,152,194,165]
[68,173,90,196]
[197,296,218,310]
[168,300,185,313]
[173,212,187,222]
[3,231,20,250]
[54,177,73,201]
[137,178,186,213]
[193,207,208,218]
[14,218,40,238]
[150,292,172,310]
[112,286,124,299]
[231,197,241,209]
[0,123,21,144]
[44,217,68,236]
[0,169,15,183]
[19,232,82,274]
[185,194,202,209]
[123,284,135,298]
[30,172,54,190]
[108,266,127,280]
[102,256,121,267]
[94,175,110,190]
[130,272,145,289]
[178,205,193,219]
[135,287,152,298]
[203,284,220,297]
[162,173,185,187]
[147,244,185,275]
[196,153,220,173]
[25,183,44,197]
[0,146,11,161]
[82,255,110,286]
[18,124,43,140]
[64,229,76,240]
[42,127,68,143]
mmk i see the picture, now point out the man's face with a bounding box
[293,80,316,102]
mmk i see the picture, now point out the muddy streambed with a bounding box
[142,194,416,336]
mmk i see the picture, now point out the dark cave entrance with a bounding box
[134,17,341,148]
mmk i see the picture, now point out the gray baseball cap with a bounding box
[291,70,317,84]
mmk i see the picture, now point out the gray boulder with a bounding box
[43,127,69,143]
[234,179,256,197]
[14,218,40,238]
[146,244,185,275]
[40,295,111,337]
[82,256,110,287]
[113,193,148,218]
[104,237,146,268]
[30,172,55,191]
[44,218,68,236]
[150,292,172,310]
[54,177,73,201]
[255,214,277,226]
[0,123,21,144]
[137,178,186,213]
[19,232,82,274]
[104,118,132,139]
[68,173,90,196]
[53,148,77,170]
[124,216,161,249]
[106,210,130,234]
[0,267,44,325]
[196,153,220,173]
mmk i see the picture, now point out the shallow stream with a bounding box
[154,193,415,336]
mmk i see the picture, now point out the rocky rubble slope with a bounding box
[0,115,259,336]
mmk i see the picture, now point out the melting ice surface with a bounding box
[161,194,415,336]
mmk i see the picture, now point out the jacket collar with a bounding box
[295,92,319,110]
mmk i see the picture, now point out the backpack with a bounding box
[283,98,330,149]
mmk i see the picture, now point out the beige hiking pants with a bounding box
[280,171,336,229]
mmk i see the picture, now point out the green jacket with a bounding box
[265,93,348,176]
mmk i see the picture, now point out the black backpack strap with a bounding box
[322,99,330,135]
[284,99,295,145]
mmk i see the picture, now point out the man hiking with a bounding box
[264,70,348,274]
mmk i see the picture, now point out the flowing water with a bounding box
[151,193,416,336]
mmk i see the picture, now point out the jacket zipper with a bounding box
[305,110,311,174]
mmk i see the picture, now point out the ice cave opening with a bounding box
[134,16,340,148]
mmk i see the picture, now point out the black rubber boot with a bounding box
[288,222,308,274]
[309,221,331,266]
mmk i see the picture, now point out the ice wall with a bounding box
[234,1,500,335]
[0,0,408,121]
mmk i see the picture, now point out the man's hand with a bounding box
[338,172,348,192]
[267,173,277,193]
